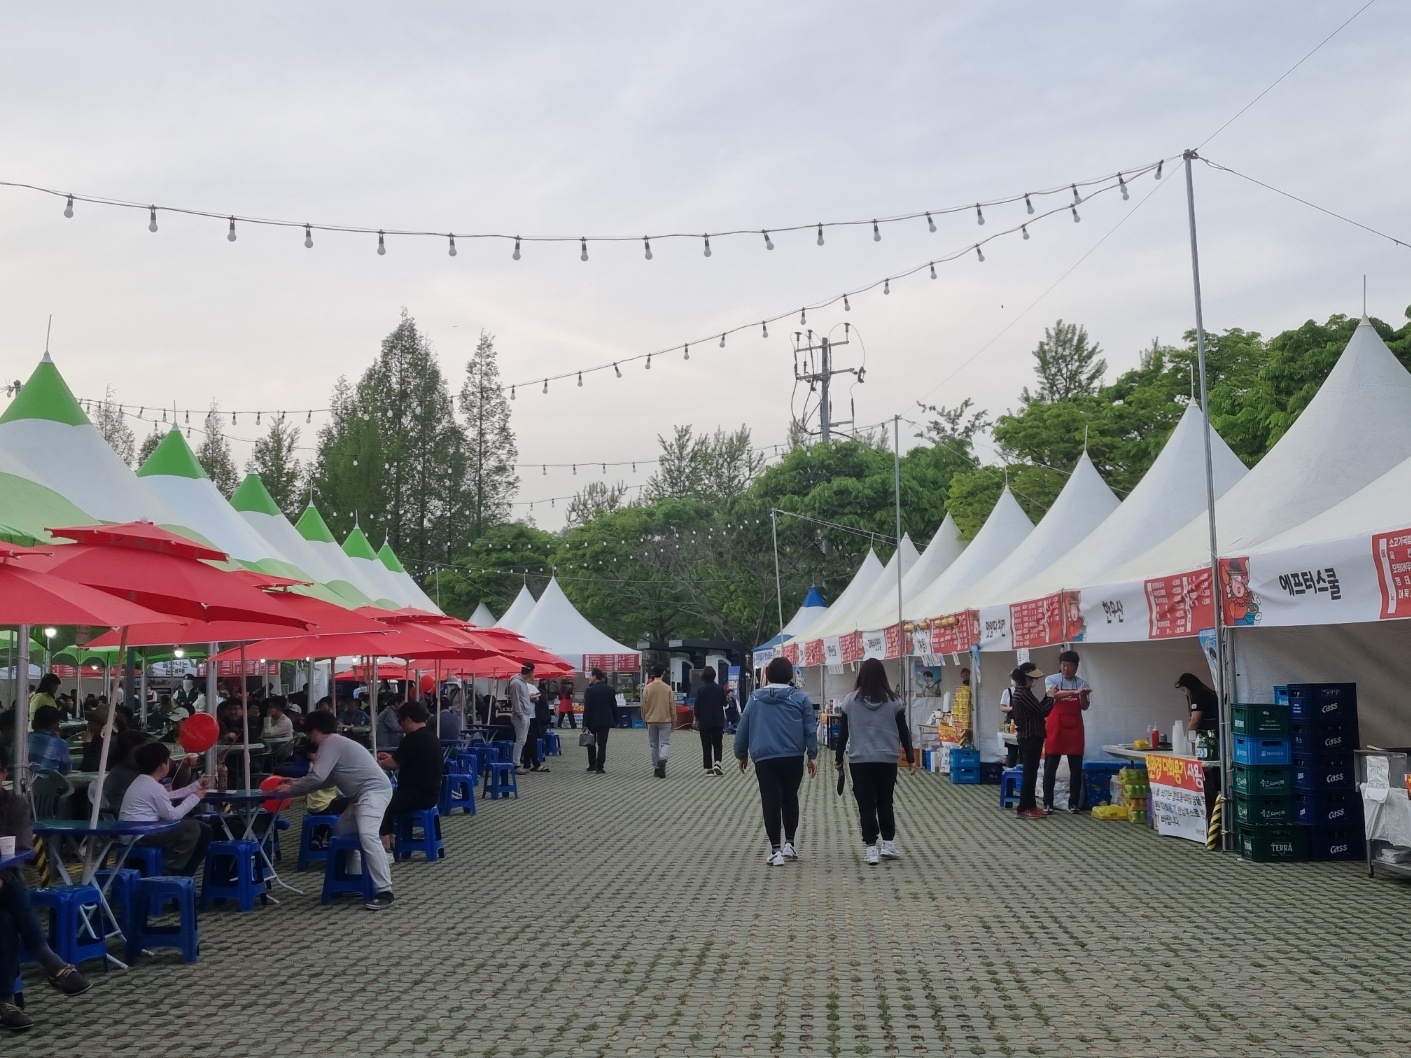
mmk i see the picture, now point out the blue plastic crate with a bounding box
[1306,824,1365,861]
[1290,717,1360,755]
[1287,683,1357,721]
[948,748,980,768]
[1233,735,1292,766]
[978,761,1004,785]
[1082,761,1126,807]
[1294,788,1363,827]
[1292,753,1355,791]
[948,765,981,785]
[1273,685,1289,706]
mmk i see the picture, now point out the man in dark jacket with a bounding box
[375,701,444,850]
[580,669,618,774]
[693,667,728,775]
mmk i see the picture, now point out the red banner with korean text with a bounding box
[1009,594,1063,649]
[1373,528,1411,620]
[928,611,978,654]
[883,623,903,658]
[1145,569,1213,639]
[840,631,863,664]
[782,641,800,665]
[803,638,825,667]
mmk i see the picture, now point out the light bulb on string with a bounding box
[542,465,546,475]
[843,294,851,311]
[63,194,74,218]
[682,344,689,361]
[1118,174,1129,200]
[762,321,768,338]
[1071,205,1081,223]
[580,237,588,262]
[184,410,189,423]
[719,333,725,348]
[702,235,711,257]
[161,409,167,422]
[800,308,806,326]
[763,230,773,250]
[231,412,236,424]
[304,224,313,248]
[256,411,261,424]
[643,237,652,260]
[975,204,984,225]
[148,206,158,233]
[1155,160,1164,180]
[448,235,457,257]
[377,231,386,255]
[872,220,881,242]
[306,410,312,423]
[227,217,237,242]
[645,354,651,370]
[929,262,936,280]
[883,279,890,295]
[601,464,606,474]
[1071,183,1083,205]
[975,245,985,263]
[510,386,516,400]
[1024,194,1034,215]
[816,223,824,246]
[572,464,577,475]
[577,372,583,387]
[613,362,622,378]
[512,237,521,260]
[1022,224,1030,240]
[542,378,548,394]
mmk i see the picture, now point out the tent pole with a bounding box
[138,652,148,731]
[15,626,30,797]
[771,509,785,638]
[893,416,910,735]
[369,657,380,754]
[240,645,252,796]
[88,626,128,839]
[1183,149,1231,850]
[205,642,219,781]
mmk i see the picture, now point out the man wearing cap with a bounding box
[507,663,539,776]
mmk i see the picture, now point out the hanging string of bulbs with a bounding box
[502,162,1168,397]
[75,399,329,427]
[0,157,1165,259]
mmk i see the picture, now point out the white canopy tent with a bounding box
[469,602,498,627]
[514,576,639,672]
[293,504,399,608]
[787,549,886,649]
[343,525,426,610]
[905,489,1034,622]
[498,585,538,632]
[375,539,441,613]
[803,536,920,644]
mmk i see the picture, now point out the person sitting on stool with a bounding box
[120,743,214,875]
[375,701,444,852]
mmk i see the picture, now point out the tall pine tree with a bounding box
[197,402,240,496]
[247,413,304,518]
[90,386,136,466]
[458,330,518,540]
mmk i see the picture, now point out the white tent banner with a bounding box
[908,629,930,657]
[822,637,842,665]
[861,628,888,660]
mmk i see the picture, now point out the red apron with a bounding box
[1044,695,1085,755]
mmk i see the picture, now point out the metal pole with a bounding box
[893,415,910,733]
[88,627,128,832]
[205,643,218,781]
[819,338,832,443]
[239,645,252,796]
[369,657,380,754]
[14,626,30,797]
[770,509,785,638]
[1183,149,1231,849]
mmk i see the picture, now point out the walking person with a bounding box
[507,663,539,776]
[734,657,818,866]
[1008,665,1054,820]
[1042,650,1090,814]
[693,667,727,775]
[581,668,616,773]
[556,685,577,729]
[834,659,917,865]
[640,665,674,778]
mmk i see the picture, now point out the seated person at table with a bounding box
[0,759,92,1033]
[262,696,295,739]
[437,701,463,742]
[338,703,370,727]
[275,711,395,911]
[93,730,153,817]
[375,702,444,851]
[376,696,405,750]
[28,707,72,775]
[120,743,213,876]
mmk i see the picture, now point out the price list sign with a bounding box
[1373,528,1411,620]
[1146,754,1207,844]
[1144,569,1213,639]
[1009,594,1063,649]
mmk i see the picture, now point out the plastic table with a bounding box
[201,790,302,897]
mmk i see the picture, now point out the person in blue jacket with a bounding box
[734,656,819,867]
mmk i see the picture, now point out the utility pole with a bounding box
[793,324,865,443]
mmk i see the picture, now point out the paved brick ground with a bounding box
[16,729,1411,1056]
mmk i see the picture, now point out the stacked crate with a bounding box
[1287,683,1364,861]
[947,747,980,784]
[1232,701,1301,861]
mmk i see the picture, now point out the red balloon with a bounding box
[178,712,219,754]
[260,774,292,815]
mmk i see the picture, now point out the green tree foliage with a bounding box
[197,402,240,496]
[437,522,558,617]
[136,424,163,467]
[1021,319,1107,404]
[459,331,518,540]
[566,479,630,529]
[247,413,304,519]
[91,386,136,467]
[644,425,766,503]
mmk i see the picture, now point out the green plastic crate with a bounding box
[1232,764,1293,797]
[1237,824,1309,863]
[1231,703,1290,738]
[1233,793,1294,826]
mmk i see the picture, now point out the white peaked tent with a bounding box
[343,526,420,609]
[293,505,399,608]
[962,453,1120,612]
[230,476,374,608]
[0,443,94,544]
[782,586,828,637]
[515,576,638,671]
[1004,404,1247,602]
[0,355,187,528]
[498,585,538,632]
[906,489,1034,620]
[846,515,968,634]
[804,536,921,642]
[469,602,498,627]
[788,549,887,646]
[375,539,441,613]
[1106,318,1411,583]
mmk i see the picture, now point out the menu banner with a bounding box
[1144,569,1213,640]
[840,631,863,664]
[583,653,641,673]
[883,623,904,659]
[803,638,825,667]
[822,637,842,665]
[1010,594,1063,649]
[861,628,888,660]
[1146,753,1207,844]
[928,611,978,654]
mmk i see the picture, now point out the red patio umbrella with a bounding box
[0,545,186,627]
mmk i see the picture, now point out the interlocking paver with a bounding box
[12,729,1411,1054]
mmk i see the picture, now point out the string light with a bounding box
[377,231,386,255]
[682,344,689,361]
[926,212,936,233]
[512,237,521,260]
[1071,183,1083,205]
[975,245,985,263]
[645,354,652,370]
[231,411,236,424]
[306,410,312,423]
[63,194,73,218]
[762,322,769,338]
[305,224,313,248]
[816,223,824,246]
[763,231,773,250]
[1025,194,1034,215]
[883,279,890,295]
[703,235,711,257]
[872,220,881,242]
[1022,224,1030,240]
[542,378,548,394]
[510,386,516,401]
[975,204,984,225]
[719,333,725,347]
[1155,160,1164,180]
[448,235,457,257]
[929,262,936,279]
[613,363,622,378]
[580,237,588,262]
[577,372,583,387]
[800,308,806,326]
[256,411,261,424]
[1071,205,1081,223]
[643,237,652,260]
[148,207,158,233]
[843,294,851,311]
[1118,174,1129,201]
[227,217,237,242]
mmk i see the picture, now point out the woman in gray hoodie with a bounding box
[834,659,916,865]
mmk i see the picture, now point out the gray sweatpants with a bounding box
[335,784,394,895]
[511,713,531,767]
[648,723,672,767]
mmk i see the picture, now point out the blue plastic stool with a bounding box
[297,813,341,872]
[320,835,376,904]
[393,807,445,862]
[126,876,199,964]
[544,731,562,756]
[439,771,477,816]
[93,867,141,928]
[30,885,108,968]
[200,839,267,912]
[492,740,516,764]
[999,766,1024,809]
[124,844,168,877]
[535,737,548,761]
[482,760,519,800]
[473,743,496,772]
[452,752,480,784]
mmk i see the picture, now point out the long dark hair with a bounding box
[854,658,899,702]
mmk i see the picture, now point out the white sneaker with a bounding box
[880,840,901,860]
[781,841,798,861]
[766,848,786,867]
[864,844,880,865]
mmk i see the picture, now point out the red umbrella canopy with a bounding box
[0,546,186,627]
[209,624,498,664]
[31,523,310,629]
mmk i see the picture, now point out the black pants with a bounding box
[557,710,577,729]
[379,785,440,836]
[522,718,543,769]
[1042,754,1084,810]
[849,761,899,844]
[1017,735,1045,811]
[586,727,610,771]
[137,818,214,876]
[755,757,804,848]
[700,727,723,769]
[0,868,65,1000]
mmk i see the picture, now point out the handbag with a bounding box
[578,731,596,748]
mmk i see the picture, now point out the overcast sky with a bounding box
[1,1,1406,532]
